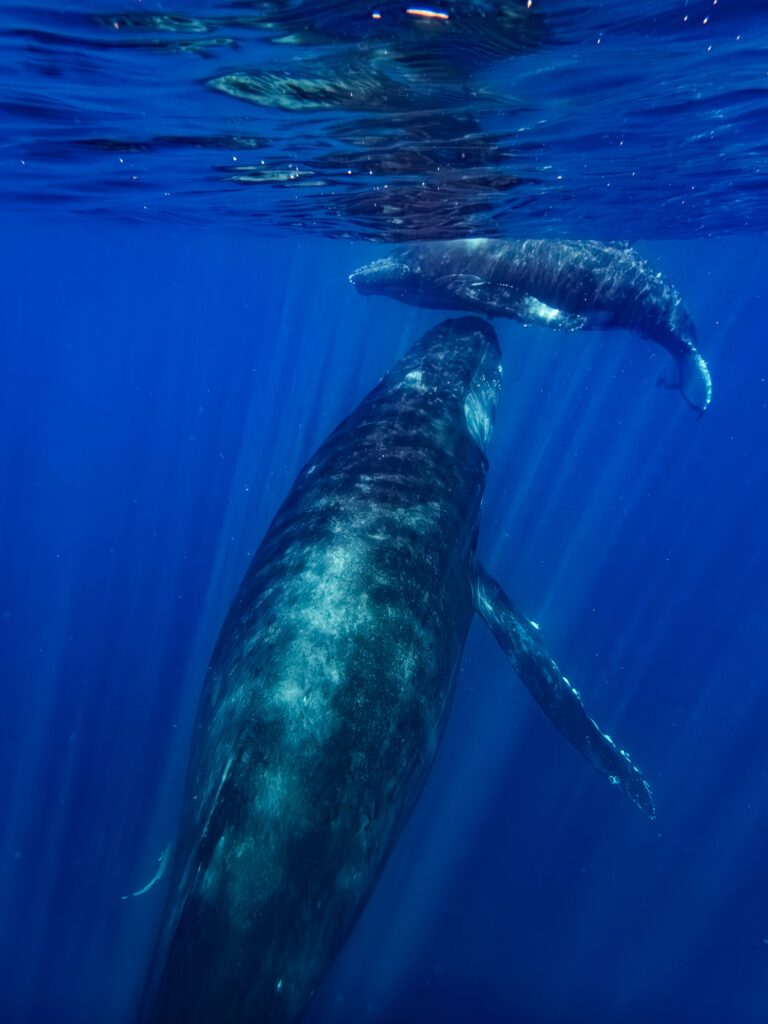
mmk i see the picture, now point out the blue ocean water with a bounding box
[1,3,768,1023]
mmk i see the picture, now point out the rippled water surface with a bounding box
[3,0,767,238]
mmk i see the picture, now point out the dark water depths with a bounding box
[1,2,768,1023]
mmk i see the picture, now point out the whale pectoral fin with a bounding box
[435,276,587,330]
[517,295,587,332]
[435,274,526,318]
[472,562,655,818]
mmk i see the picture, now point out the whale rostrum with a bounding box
[142,316,653,1024]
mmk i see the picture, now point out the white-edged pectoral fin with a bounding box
[435,275,525,318]
[518,295,587,332]
[472,562,655,818]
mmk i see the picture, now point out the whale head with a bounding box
[389,316,502,455]
[349,255,421,300]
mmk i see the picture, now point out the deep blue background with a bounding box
[1,217,768,1024]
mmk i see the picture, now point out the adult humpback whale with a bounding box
[142,317,653,1024]
[350,238,712,412]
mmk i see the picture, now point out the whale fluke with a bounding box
[660,348,712,413]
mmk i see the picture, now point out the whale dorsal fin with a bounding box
[472,561,655,818]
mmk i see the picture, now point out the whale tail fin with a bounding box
[661,348,712,413]
[656,302,712,413]
[472,562,655,818]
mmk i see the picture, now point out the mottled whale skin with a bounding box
[142,317,653,1024]
[350,238,712,412]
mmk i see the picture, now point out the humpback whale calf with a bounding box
[350,238,712,411]
[142,317,653,1024]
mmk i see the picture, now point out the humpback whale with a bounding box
[142,317,653,1024]
[350,238,712,411]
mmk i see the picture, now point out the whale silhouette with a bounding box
[142,316,653,1024]
[350,238,712,411]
